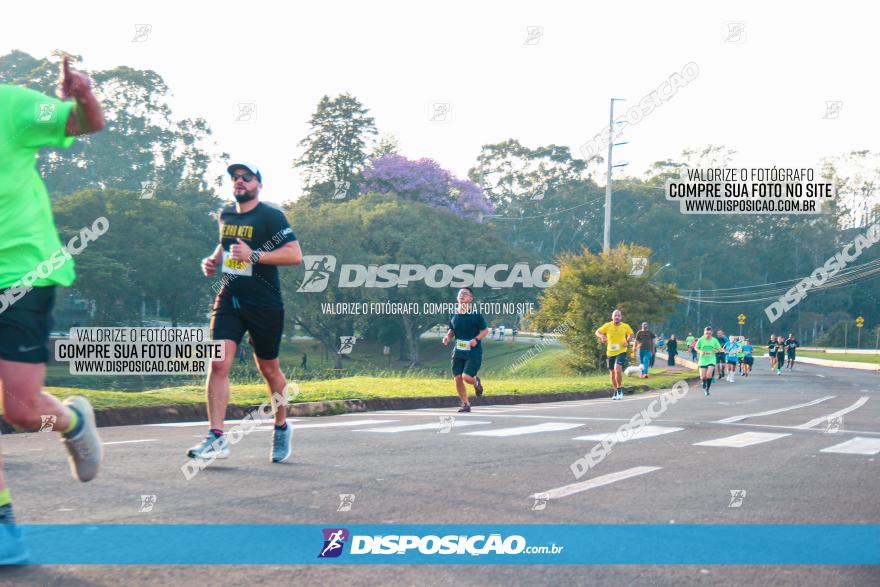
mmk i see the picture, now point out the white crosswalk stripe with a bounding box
[534,466,662,500]
[573,426,684,443]
[463,422,584,437]
[820,437,880,455]
[262,419,397,430]
[355,420,492,433]
[715,396,834,424]
[694,432,791,448]
[146,418,300,428]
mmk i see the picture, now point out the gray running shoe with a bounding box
[187,431,230,460]
[61,396,103,482]
[271,424,293,463]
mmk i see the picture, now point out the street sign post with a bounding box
[856,316,864,348]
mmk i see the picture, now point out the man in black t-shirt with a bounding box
[785,333,799,370]
[187,162,303,464]
[442,287,489,412]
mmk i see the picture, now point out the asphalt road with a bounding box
[1,359,878,586]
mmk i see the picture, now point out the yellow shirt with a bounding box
[597,321,634,356]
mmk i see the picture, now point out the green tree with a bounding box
[532,245,678,371]
[293,93,377,204]
[0,50,226,197]
[283,193,540,367]
[469,139,600,258]
[53,187,221,326]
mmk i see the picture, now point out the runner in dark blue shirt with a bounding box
[442,287,489,412]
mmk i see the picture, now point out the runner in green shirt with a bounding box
[695,326,722,396]
[0,57,105,564]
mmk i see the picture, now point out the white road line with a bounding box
[694,432,791,448]
[533,466,662,500]
[274,419,397,430]
[147,418,300,428]
[820,437,880,455]
[144,421,216,427]
[794,397,870,430]
[102,439,158,446]
[718,421,880,436]
[816,374,826,378]
[463,422,583,437]
[715,396,835,424]
[573,426,684,443]
[355,420,492,433]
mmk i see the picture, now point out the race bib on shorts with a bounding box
[455,339,471,352]
[609,343,621,352]
[222,251,253,276]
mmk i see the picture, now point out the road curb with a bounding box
[0,377,701,434]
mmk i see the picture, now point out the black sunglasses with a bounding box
[231,172,256,182]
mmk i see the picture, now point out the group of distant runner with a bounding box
[594,310,801,398]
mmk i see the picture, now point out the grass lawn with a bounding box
[31,369,694,410]
[26,336,696,412]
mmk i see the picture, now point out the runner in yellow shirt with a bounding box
[595,309,634,400]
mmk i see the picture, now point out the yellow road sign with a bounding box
[855,316,865,328]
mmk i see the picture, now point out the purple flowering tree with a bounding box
[360,154,493,217]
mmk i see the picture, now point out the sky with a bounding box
[4,1,878,208]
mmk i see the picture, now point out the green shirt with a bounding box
[0,84,76,289]
[695,336,721,366]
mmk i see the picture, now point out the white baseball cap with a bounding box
[227,162,262,183]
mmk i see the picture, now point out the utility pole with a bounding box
[603,98,627,253]
[696,255,703,329]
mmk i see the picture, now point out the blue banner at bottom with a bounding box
[10,524,880,564]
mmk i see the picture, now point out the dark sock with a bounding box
[274,422,288,431]
[210,428,224,437]
[706,378,712,390]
